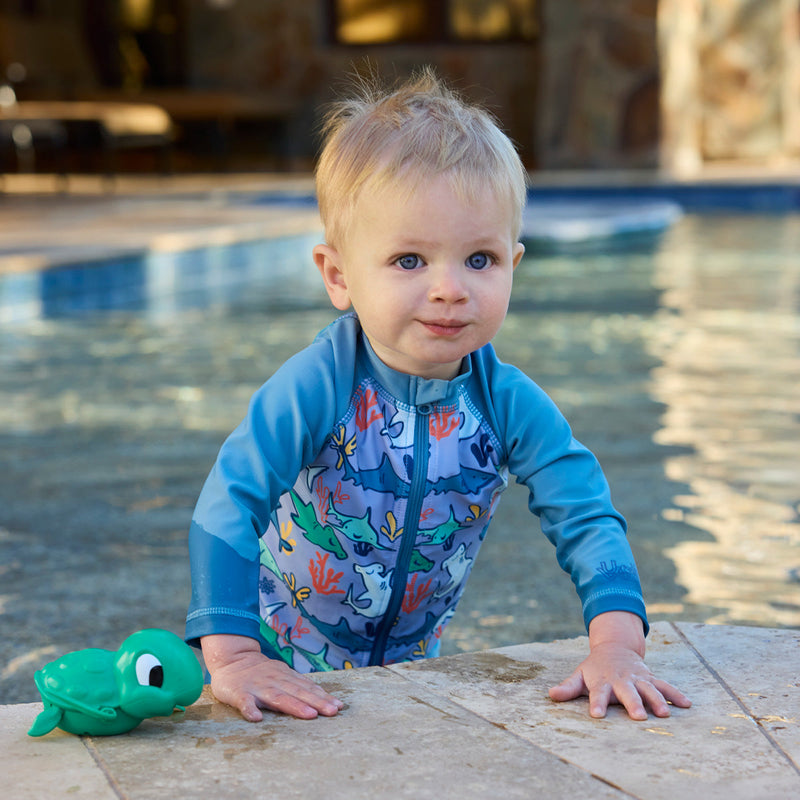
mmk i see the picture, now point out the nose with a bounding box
[428,263,468,304]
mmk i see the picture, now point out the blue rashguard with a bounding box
[186,313,647,671]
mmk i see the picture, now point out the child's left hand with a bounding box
[548,611,692,720]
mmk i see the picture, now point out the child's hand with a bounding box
[201,634,344,721]
[548,611,691,720]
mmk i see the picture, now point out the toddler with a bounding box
[186,69,690,722]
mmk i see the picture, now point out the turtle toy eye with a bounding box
[135,653,164,688]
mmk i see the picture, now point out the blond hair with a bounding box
[315,67,528,248]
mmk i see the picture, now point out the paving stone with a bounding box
[1,703,118,800]
[675,622,800,768]
[79,669,623,800]
[389,622,800,799]
[6,625,800,799]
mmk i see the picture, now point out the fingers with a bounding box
[592,677,691,720]
[605,679,649,720]
[549,668,691,721]
[210,659,344,722]
[236,692,265,723]
[547,669,587,702]
[255,675,344,720]
[588,682,617,719]
[209,682,264,722]
[655,679,692,710]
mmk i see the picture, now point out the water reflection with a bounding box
[0,214,798,700]
[648,215,800,627]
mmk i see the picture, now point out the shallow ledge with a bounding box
[4,623,799,799]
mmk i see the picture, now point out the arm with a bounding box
[548,611,691,719]
[202,634,343,721]
[481,359,689,719]
[186,321,357,648]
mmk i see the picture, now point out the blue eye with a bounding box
[397,254,422,270]
[466,252,490,270]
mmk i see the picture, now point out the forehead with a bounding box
[342,175,517,255]
[360,168,515,218]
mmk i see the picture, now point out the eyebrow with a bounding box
[391,235,507,251]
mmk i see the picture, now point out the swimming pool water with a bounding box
[0,212,798,701]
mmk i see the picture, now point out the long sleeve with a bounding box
[185,317,358,647]
[476,350,648,632]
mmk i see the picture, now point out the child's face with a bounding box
[314,174,525,380]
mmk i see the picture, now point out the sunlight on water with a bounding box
[0,213,798,694]
[647,216,800,627]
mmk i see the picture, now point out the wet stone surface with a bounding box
[402,651,546,684]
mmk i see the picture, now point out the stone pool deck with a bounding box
[0,174,323,278]
[3,622,799,799]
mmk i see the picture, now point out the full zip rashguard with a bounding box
[186,313,647,671]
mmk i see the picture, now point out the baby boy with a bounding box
[186,69,690,723]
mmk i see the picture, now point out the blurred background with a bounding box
[1,0,798,177]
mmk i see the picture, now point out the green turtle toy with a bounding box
[28,629,204,737]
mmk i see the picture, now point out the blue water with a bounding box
[0,232,325,323]
[0,209,798,702]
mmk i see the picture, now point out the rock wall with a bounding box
[536,0,662,169]
[184,1,541,167]
[659,0,800,173]
[4,0,798,173]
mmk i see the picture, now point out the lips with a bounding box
[421,320,467,336]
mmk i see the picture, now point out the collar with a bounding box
[358,327,472,408]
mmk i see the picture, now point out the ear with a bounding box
[511,242,525,270]
[313,244,351,310]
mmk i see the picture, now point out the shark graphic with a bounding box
[343,562,394,618]
[339,451,498,500]
[290,491,347,559]
[417,506,464,547]
[434,543,473,599]
[326,497,392,552]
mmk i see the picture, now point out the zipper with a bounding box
[368,403,431,665]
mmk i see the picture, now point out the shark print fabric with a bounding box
[186,314,647,672]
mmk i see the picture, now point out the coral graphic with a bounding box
[278,520,296,554]
[309,551,346,596]
[402,573,434,613]
[355,386,383,430]
[283,572,312,607]
[464,503,487,523]
[380,510,403,542]
[330,424,357,470]
[429,409,460,440]
[289,615,310,642]
[316,479,350,524]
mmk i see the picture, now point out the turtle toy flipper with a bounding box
[28,629,203,737]
[27,705,65,737]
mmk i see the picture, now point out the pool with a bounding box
[0,201,798,702]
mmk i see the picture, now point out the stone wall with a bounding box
[184,1,541,168]
[3,0,799,173]
[659,0,800,174]
[536,0,662,169]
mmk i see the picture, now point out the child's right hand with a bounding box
[201,634,344,721]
